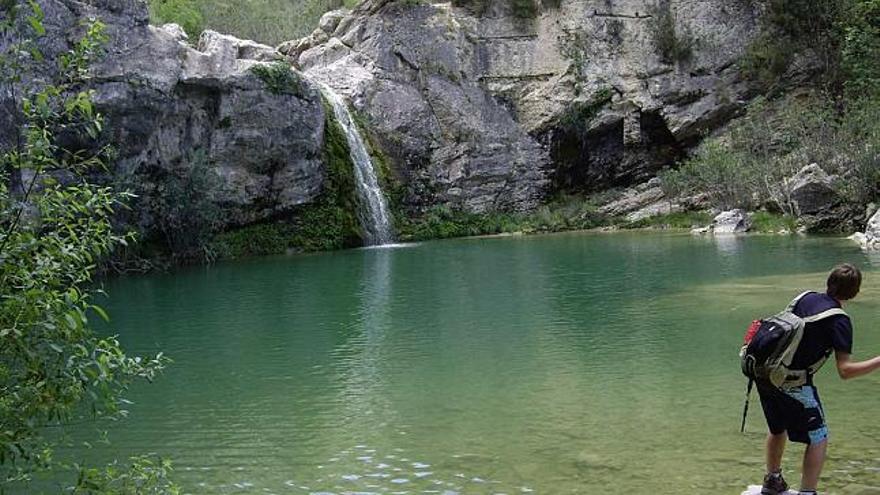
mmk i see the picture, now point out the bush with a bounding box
[149,149,222,263]
[148,0,356,45]
[626,211,713,229]
[511,0,538,18]
[557,88,614,135]
[0,8,172,491]
[250,62,306,97]
[395,195,609,241]
[149,0,204,38]
[647,3,696,64]
[750,211,799,233]
[842,0,880,98]
[211,222,295,258]
[740,0,848,93]
[661,94,880,214]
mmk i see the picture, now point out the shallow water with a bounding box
[42,232,880,493]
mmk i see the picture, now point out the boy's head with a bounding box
[826,263,862,301]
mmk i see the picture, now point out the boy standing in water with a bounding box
[758,264,880,495]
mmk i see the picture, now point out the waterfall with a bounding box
[319,84,395,246]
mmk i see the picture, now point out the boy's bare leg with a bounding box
[800,440,827,492]
[767,432,787,473]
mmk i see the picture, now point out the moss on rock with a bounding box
[250,62,306,97]
[210,99,363,259]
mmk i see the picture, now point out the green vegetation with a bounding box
[0,5,174,492]
[250,62,306,97]
[510,0,538,19]
[211,222,296,258]
[739,0,861,93]
[625,211,712,230]
[842,0,880,98]
[647,2,696,64]
[660,0,880,222]
[152,149,222,263]
[211,98,362,259]
[750,211,799,233]
[661,93,880,214]
[148,0,204,38]
[557,87,614,135]
[148,0,359,44]
[396,195,610,241]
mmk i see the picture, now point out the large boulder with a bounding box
[1,0,326,234]
[708,209,751,234]
[788,163,839,216]
[786,163,853,232]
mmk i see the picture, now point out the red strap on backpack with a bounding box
[743,320,762,345]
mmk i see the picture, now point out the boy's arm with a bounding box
[835,350,880,380]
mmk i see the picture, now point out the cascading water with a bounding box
[319,84,395,246]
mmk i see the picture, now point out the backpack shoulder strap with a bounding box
[802,308,848,323]
[785,291,813,312]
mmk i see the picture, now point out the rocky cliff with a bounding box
[289,0,760,210]
[3,0,769,255]
[2,0,327,236]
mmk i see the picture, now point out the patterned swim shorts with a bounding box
[757,382,828,445]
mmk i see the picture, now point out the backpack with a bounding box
[738,291,847,432]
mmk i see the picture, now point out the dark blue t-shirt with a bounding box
[790,292,853,375]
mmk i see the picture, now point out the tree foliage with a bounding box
[148,0,354,44]
[666,0,880,218]
[148,0,204,39]
[842,0,880,97]
[661,95,880,213]
[647,2,696,65]
[0,2,173,491]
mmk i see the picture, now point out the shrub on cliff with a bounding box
[149,0,204,38]
[647,3,696,64]
[661,95,880,213]
[0,4,173,491]
[740,0,857,93]
[148,0,355,44]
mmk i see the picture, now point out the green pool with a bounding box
[48,232,880,493]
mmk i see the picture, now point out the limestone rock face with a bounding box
[297,0,551,212]
[599,178,678,222]
[1,0,326,233]
[288,0,762,210]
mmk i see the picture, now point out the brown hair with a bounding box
[826,263,862,301]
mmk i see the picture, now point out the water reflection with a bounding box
[713,233,745,255]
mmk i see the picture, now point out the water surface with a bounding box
[54,232,880,493]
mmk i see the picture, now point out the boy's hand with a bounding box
[835,351,880,380]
